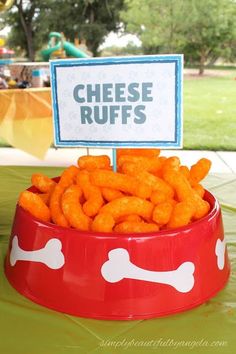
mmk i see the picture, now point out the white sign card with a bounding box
[50,55,183,148]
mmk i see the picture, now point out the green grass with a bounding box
[1,71,236,150]
[183,73,236,150]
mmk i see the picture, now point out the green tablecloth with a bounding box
[0,167,235,354]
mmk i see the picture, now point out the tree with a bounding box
[3,0,52,61]
[182,0,236,74]
[122,0,236,74]
[122,0,187,53]
[4,0,124,60]
[101,41,142,56]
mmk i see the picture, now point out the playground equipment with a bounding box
[41,32,89,61]
[0,36,14,65]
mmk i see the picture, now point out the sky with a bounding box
[99,32,141,49]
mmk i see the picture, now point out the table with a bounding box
[0,166,235,354]
[0,89,52,159]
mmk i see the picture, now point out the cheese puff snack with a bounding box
[114,221,159,233]
[193,183,205,198]
[101,187,124,202]
[118,155,163,173]
[186,194,210,220]
[91,213,115,233]
[116,214,142,223]
[59,165,79,189]
[99,196,154,221]
[76,170,104,217]
[50,184,70,228]
[190,158,211,185]
[19,191,51,223]
[122,163,174,198]
[31,173,56,193]
[47,165,80,227]
[150,190,168,205]
[62,185,91,231]
[161,156,180,175]
[163,169,194,201]
[163,169,210,220]
[18,150,212,233]
[179,165,190,180]
[152,201,174,226]
[117,148,160,159]
[167,201,196,229]
[90,170,152,199]
[78,155,111,171]
[36,192,51,206]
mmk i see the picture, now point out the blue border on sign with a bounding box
[50,55,183,148]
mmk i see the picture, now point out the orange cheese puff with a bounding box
[186,194,210,220]
[59,165,79,189]
[31,173,56,193]
[117,148,160,158]
[194,200,210,220]
[161,156,180,175]
[158,156,167,164]
[116,214,142,224]
[167,201,196,229]
[123,165,174,199]
[19,191,51,223]
[140,171,174,198]
[153,156,168,177]
[62,185,91,231]
[179,166,190,180]
[83,187,104,217]
[114,221,159,233]
[163,170,193,202]
[37,181,56,206]
[76,170,104,216]
[76,170,91,200]
[163,170,209,220]
[152,201,173,225]
[150,190,168,205]
[78,155,111,171]
[167,198,178,207]
[50,184,70,227]
[101,187,124,202]
[91,213,115,233]
[193,183,205,198]
[121,161,141,175]
[90,170,152,199]
[190,158,212,184]
[99,196,154,221]
[37,192,51,206]
[118,155,162,173]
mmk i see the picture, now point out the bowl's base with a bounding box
[5,263,230,320]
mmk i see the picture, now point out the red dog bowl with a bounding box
[5,190,230,320]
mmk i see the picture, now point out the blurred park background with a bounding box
[0,0,236,152]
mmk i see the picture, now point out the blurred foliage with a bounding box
[2,0,236,72]
[122,0,236,74]
[100,41,142,56]
[3,0,124,60]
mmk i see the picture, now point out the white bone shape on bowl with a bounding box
[215,238,226,270]
[101,248,195,293]
[10,236,65,269]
